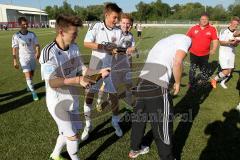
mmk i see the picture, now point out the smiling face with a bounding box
[229,20,239,31]
[120,18,132,32]
[105,11,120,28]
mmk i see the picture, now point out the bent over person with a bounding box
[129,34,191,160]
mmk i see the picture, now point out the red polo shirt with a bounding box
[187,24,218,56]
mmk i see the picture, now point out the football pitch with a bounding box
[0,27,240,160]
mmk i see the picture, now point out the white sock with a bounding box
[26,78,34,92]
[66,139,79,160]
[51,134,66,157]
[112,115,120,125]
[83,102,92,127]
[214,72,226,81]
[221,73,231,83]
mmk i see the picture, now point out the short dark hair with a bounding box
[104,3,122,15]
[18,17,27,24]
[200,12,210,18]
[56,14,83,31]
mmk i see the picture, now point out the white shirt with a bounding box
[84,21,122,67]
[112,31,135,70]
[119,31,135,48]
[219,28,237,54]
[137,24,143,32]
[139,34,191,88]
[39,41,85,110]
[12,31,39,59]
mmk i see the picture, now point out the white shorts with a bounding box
[111,55,132,86]
[46,97,82,137]
[19,57,36,72]
[219,52,235,69]
[88,55,117,93]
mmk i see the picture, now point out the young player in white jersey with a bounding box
[39,14,110,160]
[81,3,123,141]
[129,34,191,159]
[12,17,40,101]
[211,17,240,89]
[111,13,136,109]
[95,13,136,114]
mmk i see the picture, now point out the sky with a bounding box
[0,0,236,12]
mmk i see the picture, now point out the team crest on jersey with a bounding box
[194,30,199,34]
[111,37,116,43]
[206,32,211,35]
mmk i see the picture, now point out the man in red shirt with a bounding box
[187,13,218,88]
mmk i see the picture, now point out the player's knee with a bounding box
[66,135,79,155]
[67,135,79,141]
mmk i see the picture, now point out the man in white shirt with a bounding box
[129,34,191,160]
[211,17,240,89]
[12,17,40,101]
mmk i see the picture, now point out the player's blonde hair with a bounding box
[231,16,240,22]
[55,14,82,31]
[121,13,134,24]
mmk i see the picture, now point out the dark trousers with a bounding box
[131,79,174,160]
[189,53,211,85]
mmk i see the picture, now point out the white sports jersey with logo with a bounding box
[219,28,236,54]
[219,28,237,69]
[139,34,191,88]
[84,21,122,67]
[39,42,85,136]
[12,31,39,59]
[112,32,135,86]
[39,41,85,111]
[84,21,122,93]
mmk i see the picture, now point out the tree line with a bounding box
[44,0,240,22]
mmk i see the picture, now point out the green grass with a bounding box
[0,27,240,160]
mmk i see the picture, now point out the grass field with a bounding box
[0,27,240,160]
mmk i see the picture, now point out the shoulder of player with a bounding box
[28,31,37,37]
[70,43,80,50]
[13,31,20,37]
[128,32,134,37]
[41,41,57,63]
[88,21,102,30]
[208,24,218,32]
[219,28,229,34]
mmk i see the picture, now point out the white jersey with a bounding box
[139,34,191,88]
[39,41,85,110]
[219,28,237,55]
[112,31,135,69]
[119,31,135,48]
[12,31,39,59]
[84,21,122,67]
[111,31,135,86]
